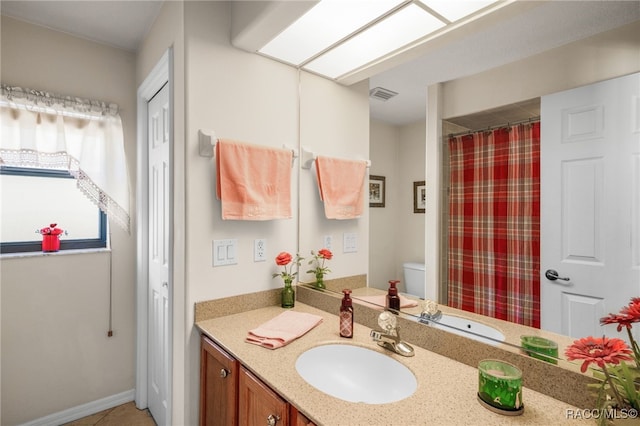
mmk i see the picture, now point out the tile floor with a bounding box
[63,402,156,426]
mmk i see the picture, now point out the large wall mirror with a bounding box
[299,1,640,373]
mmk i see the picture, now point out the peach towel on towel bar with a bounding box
[245,311,323,349]
[315,156,367,219]
[216,139,292,220]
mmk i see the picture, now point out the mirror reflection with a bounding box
[299,282,573,367]
[358,3,640,367]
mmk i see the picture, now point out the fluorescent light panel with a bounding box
[418,0,499,22]
[258,0,502,80]
[258,0,405,66]
[304,3,445,79]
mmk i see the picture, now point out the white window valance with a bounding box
[0,84,130,233]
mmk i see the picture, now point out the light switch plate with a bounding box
[343,233,357,253]
[213,239,238,266]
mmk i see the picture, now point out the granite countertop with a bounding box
[196,302,587,426]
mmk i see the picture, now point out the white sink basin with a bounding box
[420,314,505,346]
[295,344,417,404]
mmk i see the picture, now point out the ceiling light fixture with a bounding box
[259,0,406,67]
[257,0,503,81]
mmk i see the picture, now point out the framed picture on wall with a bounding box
[369,175,386,207]
[413,181,426,213]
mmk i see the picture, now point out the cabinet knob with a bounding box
[219,368,229,378]
[266,414,280,426]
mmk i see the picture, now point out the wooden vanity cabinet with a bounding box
[200,335,316,426]
[239,365,289,425]
[200,335,239,426]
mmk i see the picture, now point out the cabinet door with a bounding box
[200,335,239,426]
[239,365,289,426]
[290,405,316,426]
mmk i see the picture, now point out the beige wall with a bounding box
[398,121,426,277]
[0,16,137,425]
[369,120,426,292]
[369,120,400,289]
[440,20,640,119]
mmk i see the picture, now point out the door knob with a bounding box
[219,368,229,378]
[545,269,570,282]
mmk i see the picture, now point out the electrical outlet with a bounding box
[254,239,267,262]
[323,235,332,250]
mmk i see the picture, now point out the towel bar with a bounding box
[300,146,371,170]
[198,129,298,166]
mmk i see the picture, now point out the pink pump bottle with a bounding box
[340,289,354,338]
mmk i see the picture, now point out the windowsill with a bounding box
[0,247,111,259]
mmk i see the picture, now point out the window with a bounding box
[0,166,107,253]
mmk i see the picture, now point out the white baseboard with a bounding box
[19,389,136,426]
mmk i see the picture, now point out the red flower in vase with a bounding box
[307,248,333,276]
[564,336,633,373]
[272,252,303,282]
[40,223,64,236]
[317,248,333,261]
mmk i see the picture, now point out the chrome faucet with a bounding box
[419,299,442,324]
[370,312,415,357]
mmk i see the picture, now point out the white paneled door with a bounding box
[147,82,170,426]
[541,73,640,340]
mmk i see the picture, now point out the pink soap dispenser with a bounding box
[387,280,401,313]
[340,289,354,338]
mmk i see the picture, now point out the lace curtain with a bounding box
[0,84,130,233]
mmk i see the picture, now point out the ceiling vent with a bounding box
[369,87,398,102]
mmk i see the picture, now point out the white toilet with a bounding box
[403,262,426,299]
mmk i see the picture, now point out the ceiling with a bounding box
[2,1,638,127]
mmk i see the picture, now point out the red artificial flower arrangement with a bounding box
[307,248,333,276]
[39,223,64,252]
[272,252,303,283]
[565,298,640,424]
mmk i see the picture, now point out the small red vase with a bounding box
[42,235,60,252]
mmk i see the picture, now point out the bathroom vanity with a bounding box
[200,335,313,425]
[196,302,588,425]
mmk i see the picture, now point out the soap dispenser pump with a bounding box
[340,289,354,338]
[387,280,401,313]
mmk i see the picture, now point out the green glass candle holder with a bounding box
[478,359,523,415]
[521,335,558,364]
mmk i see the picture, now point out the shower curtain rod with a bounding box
[447,116,540,139]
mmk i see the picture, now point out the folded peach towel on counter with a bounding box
[354,295,419,309]
[315,156,367,219]
[216,139,292,220]
[246,311,323,349]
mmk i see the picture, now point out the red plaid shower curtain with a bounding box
[447,122,540,328]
